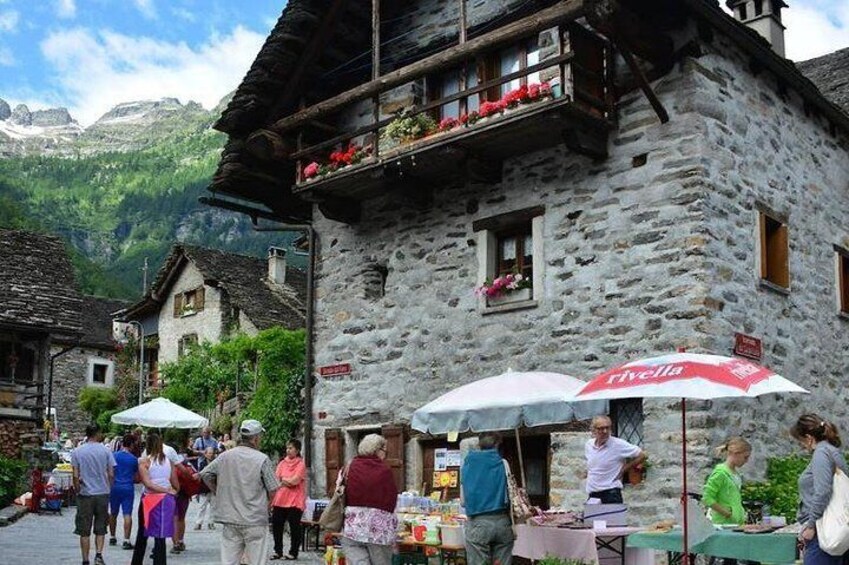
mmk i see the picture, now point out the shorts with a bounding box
[175,492,190,520]
[109,488,135,516]
[75,494,109,536]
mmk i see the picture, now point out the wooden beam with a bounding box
[459,0,467,44]
[244,129,293,161]
[272,0,585,133]
[372,0,380,81]
[617,40,669,123]
[586,0,673,65]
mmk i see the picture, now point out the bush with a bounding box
[212,414,233,437]
[0,456,27,507]
[742,454,810,522]
[78,386,119,422]
[381,110,437,143]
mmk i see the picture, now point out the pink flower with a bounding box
[303,162,320,179]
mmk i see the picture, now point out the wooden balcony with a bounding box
[268,3,614,224]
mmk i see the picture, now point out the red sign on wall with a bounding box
[733,333,763,361]
[319,363,352,377]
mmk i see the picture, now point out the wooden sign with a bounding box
[318,363,352,377]
[733,333,763,361]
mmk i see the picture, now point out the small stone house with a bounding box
[121,244,306,388]
[51,296,130,438]
[206,0,849,519]
[0,229,83,458]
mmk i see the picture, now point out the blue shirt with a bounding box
[71,441,116,496]
[113,450,139,491]
[193,436,218,452]
[461,448,508,516]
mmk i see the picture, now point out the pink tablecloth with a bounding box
[513,524,654,565]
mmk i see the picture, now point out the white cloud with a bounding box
[0,10,19,32]
[784,2,849,61]
[0,45,13,66]
[133,0,157,20]
[40,26,265,125]
[55,0,77,19]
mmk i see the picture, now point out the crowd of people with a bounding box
[68,411,849,565]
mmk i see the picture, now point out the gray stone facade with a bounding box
[308,14,849,523]
[51,345,117,438]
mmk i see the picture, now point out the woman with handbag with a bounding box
[341,434,398,565]
[792,414,849,564]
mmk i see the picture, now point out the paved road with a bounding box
[0,493,324,565]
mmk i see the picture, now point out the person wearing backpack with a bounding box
[792,414,849,565]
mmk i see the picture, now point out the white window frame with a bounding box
[87,357,115,387]
[475,212,544,313]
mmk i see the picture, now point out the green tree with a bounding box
[78,386,119,424]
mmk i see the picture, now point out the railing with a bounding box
[291,22,611,186]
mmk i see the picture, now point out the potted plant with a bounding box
[381,109,437,147]
[627,456,650,485]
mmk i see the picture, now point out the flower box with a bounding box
[486,287,532,306]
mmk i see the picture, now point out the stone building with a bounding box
[50,296,129,438]
[121,244,306,388]
[0,229,83,458]
[205,0,849,519]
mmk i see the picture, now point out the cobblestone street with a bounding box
[0,493,324,565]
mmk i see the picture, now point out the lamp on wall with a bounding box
[127,321,145,406]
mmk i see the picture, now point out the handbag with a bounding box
[815,453,849,556]
[502,459,534,534]
[318,464,348,533]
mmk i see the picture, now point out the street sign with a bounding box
[319,363,352,377]
[733,333,763,361]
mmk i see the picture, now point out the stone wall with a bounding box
[0,419,40,459]
[307,10,849,524]
[51,346,117,438]
[158,263,224,364]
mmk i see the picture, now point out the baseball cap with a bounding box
[240,419,265,437]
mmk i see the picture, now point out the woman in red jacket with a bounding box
[341,434,399,565]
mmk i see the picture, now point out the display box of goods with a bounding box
[583,503,628,527]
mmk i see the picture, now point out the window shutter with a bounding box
[324,428,345,497]
[196,287,206,312]
[381,424,405,492]
[173,293,183,317]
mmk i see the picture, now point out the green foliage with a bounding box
[78,386,119,422]
[0,456,27,508]
[212,414,233,437]
[160,327,305,455]
[382,110,437,143]
[742,454,811,522]
[96,408,124,436]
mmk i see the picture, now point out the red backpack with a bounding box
[175,462,208,496]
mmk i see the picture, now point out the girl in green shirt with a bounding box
[703,437,751,525]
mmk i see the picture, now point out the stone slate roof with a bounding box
[74,296,130,348]
[797,47,849,116]
[125,244,305,331]
[0,229,83,335]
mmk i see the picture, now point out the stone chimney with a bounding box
[726,0,788,58]
[268,247,287,285]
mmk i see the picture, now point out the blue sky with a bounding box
[0,0,846,126]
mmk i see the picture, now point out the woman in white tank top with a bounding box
[131,433,178,565]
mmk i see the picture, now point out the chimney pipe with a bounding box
[268,247,287,285]
[726,0,788,58]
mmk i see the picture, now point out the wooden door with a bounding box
[422,440,462,500]
[324,428,345,497]
[381,424,405,492]
[500,434,551,509]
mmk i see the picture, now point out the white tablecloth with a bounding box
[513,524,654,565]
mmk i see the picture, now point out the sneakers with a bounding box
[108,537,117,546]
[121,541,134,550]
[170,542,186,554]
[93,554,106,565]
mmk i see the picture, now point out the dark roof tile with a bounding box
[797,47,849,116]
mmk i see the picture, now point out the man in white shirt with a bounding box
[584,415,646,503]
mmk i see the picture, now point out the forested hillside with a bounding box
[0,98,298,299]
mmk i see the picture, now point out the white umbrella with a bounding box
[110,397,208,429]
[412,370,607,486]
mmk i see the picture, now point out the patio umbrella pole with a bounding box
[682,397,690,565]
[514,428,527,488]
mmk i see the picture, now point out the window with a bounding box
[759,211,789,290]
[173,287,205,317]
[753,0,764,16]
[0,342,35,383]
[91,363,109,384]
[473,206,544,310]
[738,4,748,20]
[86,358,114,386]
[837,248,849,315]
[177,334,198,358]
[611,398,644,447]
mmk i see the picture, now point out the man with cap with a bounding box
[199,419,280,565]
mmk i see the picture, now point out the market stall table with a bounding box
[513,524,654,565]
[627,529,798,564]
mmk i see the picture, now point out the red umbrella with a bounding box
[576,352,808,563]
